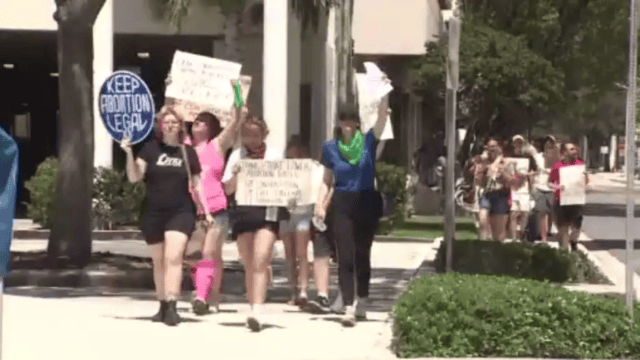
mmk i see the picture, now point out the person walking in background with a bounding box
[532,135,560,243]
[474,138,517,242]
[121,106,206,326]
[184,87,247,316]
[508,135,538,241]
[549,141,590,250]
[223,115,287,332]
[315,102,385,327]
[280,135,314,307]
[303,185,335,314]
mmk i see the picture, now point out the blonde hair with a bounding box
[242,115,269,137]
[155,105,186,143]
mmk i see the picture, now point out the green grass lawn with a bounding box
[387,215,477,240]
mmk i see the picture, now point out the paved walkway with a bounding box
[4,240,434,360]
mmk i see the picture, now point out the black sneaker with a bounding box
[192,299,210,316]
[303,296,330,314]
[570,241,578,252]
[151,300,167,322]
[163,300,181,326]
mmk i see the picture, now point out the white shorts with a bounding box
[511,193,531,212]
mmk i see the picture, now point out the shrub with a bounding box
[23,157,60,228]
[376,162,414,234]
[392,273,640,359]
[435,240,610,284]
[93,167,145,229]
[24,158,145,230]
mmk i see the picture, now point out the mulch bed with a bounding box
[10,251,153,271]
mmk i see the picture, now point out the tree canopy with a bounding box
[413,19,564,135]
[413,0,633,139]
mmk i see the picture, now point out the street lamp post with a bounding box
[444,3,461,272]
[624,0,638,314]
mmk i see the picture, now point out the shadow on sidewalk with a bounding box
[5,264,421,315]
[582,239,640,251]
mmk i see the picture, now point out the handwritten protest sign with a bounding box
[166,75,251,125]
[235,159,324,207]
[99,71,156,144]
[165,51,250,124]
[356,63,394,140]
[560,164,587,205]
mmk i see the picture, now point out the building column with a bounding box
[263,0,289,151]
[287,9,301,139]
[93,0,113,169]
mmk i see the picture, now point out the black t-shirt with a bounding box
[137,139,201,212]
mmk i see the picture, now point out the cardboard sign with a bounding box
[560,164,587,206]
[166,75,252,125]
[98,71,156,144]
[165,51,250,124]
[0,127,18,277]
[235,159,324,207]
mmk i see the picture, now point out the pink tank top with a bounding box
[185,137,228,214]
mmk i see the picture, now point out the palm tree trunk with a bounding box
[48,0,103,268]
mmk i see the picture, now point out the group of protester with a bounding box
[467,134,590,250]
[119,80,387,331]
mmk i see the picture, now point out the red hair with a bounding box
[155,105,186,143]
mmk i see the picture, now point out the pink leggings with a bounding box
[191,259,217,301]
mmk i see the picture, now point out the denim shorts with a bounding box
[479,190,510,215]
[280,206,313,233]
[197,209,230,234]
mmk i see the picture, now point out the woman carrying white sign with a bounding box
[120,106,208,327]
[222,114,286,332]
[184,81,248,316]
[315,101,386,327]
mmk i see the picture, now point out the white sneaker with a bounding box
[341,305,356,327]
[247,305,263,332]
[355,297,368,321]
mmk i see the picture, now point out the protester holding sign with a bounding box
[279,135,314,307]
[549,141,590,251]
[222,115,286,332]
[121,105,207,327]
[315,101,386,327]
[184,80,248,316]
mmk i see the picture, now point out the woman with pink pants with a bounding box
[185,101,246,315]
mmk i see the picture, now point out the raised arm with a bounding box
[217,104,246,154]
[372,95,389,140]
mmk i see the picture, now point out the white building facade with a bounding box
[0,0,441,212]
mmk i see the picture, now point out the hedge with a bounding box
[392,273,640,358]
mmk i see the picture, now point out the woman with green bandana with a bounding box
[315,101,387,327]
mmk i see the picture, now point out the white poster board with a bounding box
[506,158,530,194]
[165,51,250,125]
[236,159,324,207]
[356,62,394,140]
[559,164,586,206]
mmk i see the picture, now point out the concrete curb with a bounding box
[5,264,245,289]
[12,229,144,240]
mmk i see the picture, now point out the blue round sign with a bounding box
[98,71,156,144]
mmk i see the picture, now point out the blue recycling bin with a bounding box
[0,128,18,277]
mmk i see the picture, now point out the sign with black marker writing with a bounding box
[99,71,156,144]
[235,159,324,207]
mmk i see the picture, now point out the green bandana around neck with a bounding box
[338,131,365,165]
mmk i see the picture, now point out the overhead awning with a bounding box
[352,0,442,55]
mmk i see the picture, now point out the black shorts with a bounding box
[555,204,584,229]
[140,210,196,245]
[230,206,288,239]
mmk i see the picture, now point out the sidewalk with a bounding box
[4,239,434,360]
[590,171,640,193]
